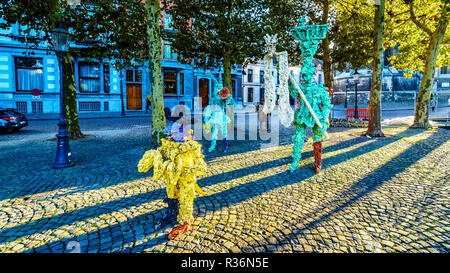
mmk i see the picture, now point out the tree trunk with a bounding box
[62,53,83,139]
[321,0,332,89]
[223,51,233,95]
[366,0,385,137]
[412,16,449,128]
[145,0,166,144]
[223,51,235,131]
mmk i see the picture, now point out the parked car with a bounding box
[0,108,28,132]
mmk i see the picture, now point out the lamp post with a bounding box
[353,70,360,119]
[345,78,349,108]
[241,69,246,105]
[120,69,126,116]
[50,21,74,169]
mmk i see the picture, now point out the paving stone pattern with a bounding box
[0,125,448,253]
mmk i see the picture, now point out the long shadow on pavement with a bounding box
[245,129,448,252]
[0,129,374,245]
[17,129,425,253]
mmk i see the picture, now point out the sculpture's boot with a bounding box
[168,222,192,239]
[290,160,300,172]
[313,141,322,173]
[223,138,228,152]
[160,198,178,227]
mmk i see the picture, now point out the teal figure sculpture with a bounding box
[289,18,332,173]
[204,71,234,152]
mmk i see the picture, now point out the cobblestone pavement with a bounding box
[0,123,448,253]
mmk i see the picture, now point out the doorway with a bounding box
[126,84,142,110]
[125,69,143,110]
[199,78,209,107]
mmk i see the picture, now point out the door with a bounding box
[199,78,209,107]
[126,84,142,110]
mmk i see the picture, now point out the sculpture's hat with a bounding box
[290,17,329,42]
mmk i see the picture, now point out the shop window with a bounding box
[15,57,44,92]
[79,62,101,92]
[164,72,177,95]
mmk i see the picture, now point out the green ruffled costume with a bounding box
[289,18,332,172]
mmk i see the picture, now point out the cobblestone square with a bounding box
[0,122,448,253]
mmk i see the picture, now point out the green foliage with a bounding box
[329,0,375,71]
[162,0,305,70]
[385,0,450,76]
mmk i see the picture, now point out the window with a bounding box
[103,64,110,93]
[79,62,101,92]
[441,66,450,75]
[126,69,134,82]
[162,41,177,60]
[180,73,184,95]
[164,72,177,95]
[260,88,265,101]
[126,69,142,83]
[31,101,43,113]
[136,70,142,82]
[164,15,172,29]
[260,71,264,84]
[247,87,254,102]
[247,69,253,82]
[15,57,44,92]
[16,102,27,113]
[79,101,101,111]
[104,101,109,111]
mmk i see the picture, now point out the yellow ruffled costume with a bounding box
[138,138,208,225]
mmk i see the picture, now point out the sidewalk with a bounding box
[25,105,257,121]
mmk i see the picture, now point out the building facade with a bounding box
[0,20,243,115]
[332,48,450,107]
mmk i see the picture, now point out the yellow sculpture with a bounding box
[137,130,208,239]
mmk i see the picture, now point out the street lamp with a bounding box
[120,69,126,116]
[353,69,360,119]
[50,21,74,168]
[345,78,349,108]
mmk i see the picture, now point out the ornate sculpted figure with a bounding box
[137,129,208,239]
[203,71,234,152]
[263,18,331,173]
[289,18,331,172]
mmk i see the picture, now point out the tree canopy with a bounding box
[385,0,450,77]
[0,0,148,69]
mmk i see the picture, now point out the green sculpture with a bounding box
[289,18,331,173]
